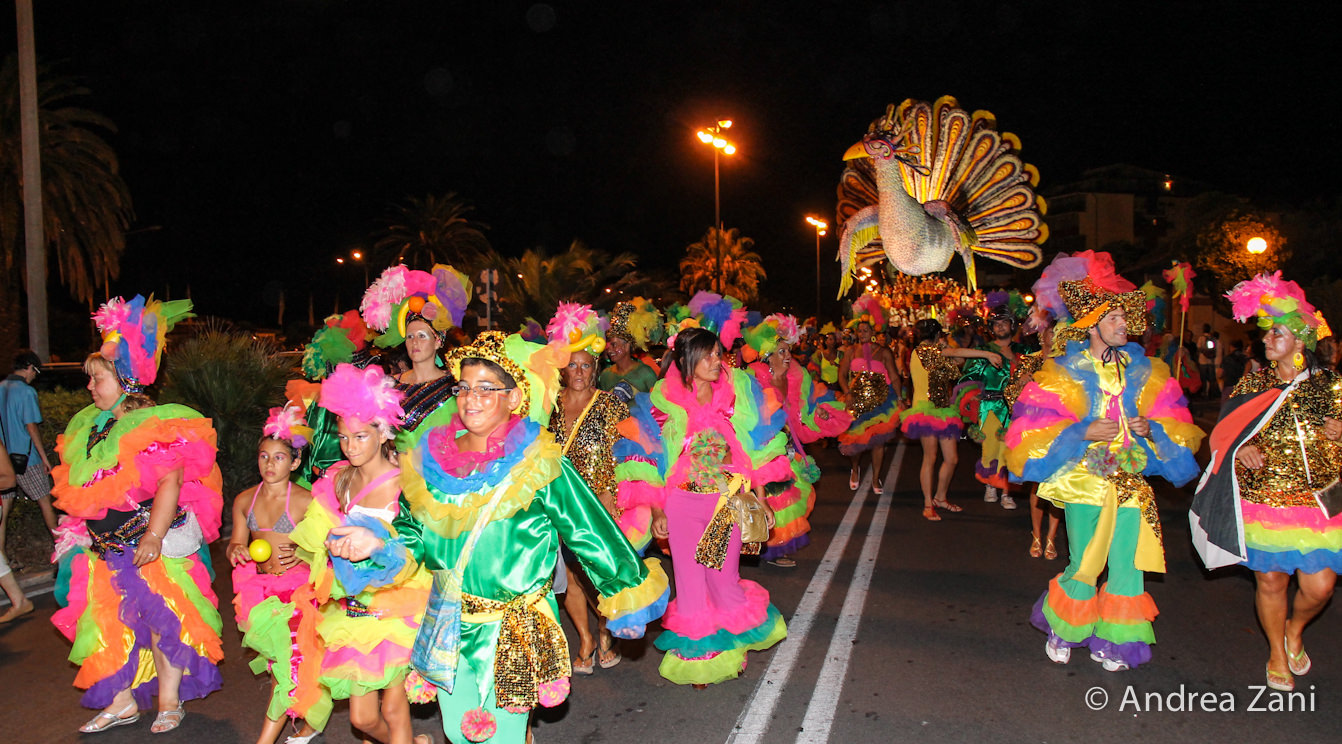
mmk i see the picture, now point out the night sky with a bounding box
[6,1,1338,328]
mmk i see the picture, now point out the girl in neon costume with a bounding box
[228,404,328,744]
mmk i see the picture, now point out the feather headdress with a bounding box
[686,291,748,347]
[546,302,608,355]
[846,291,886,331]
[611,296,664,351]
[263,403,313,449]
[302,310,370,380]
[1033,251,1144,352]
[360,264,472,348]
[742,313,802,358]
[94,294,194,393]
[319,363,405,437]
[1226,271,1321,349]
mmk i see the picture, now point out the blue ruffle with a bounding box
[613,393,666,478]
[421,418,537,495]
[331,513,407,594]
[605,584,670,640]
[654,603,784,656]
[1245,546,1342,575]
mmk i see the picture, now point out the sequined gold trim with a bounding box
[463,583,568,710]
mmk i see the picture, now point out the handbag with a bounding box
[8,452,28,476]
[726,478,770,545]
[161,510,204,558]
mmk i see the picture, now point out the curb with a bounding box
[0,567,55,606]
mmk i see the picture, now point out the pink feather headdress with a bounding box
[360,264,472,348]
[846,291,886,331]
[546,302,609,355]
[1226,271,1321,348]
[319,363,406,436]
[263,403,313,448]
[93,294,194,392]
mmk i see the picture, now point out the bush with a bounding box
[159,320,294,501]
[38,387,94,459]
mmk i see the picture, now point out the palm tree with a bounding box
[490,240,666,330]
[370,193,492,273]
[679,226,766,302]
[0,55,134,357]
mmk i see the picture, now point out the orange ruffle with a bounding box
[290,583,328,715]
[1097,584,1158,624]
[1044,576,1099,628]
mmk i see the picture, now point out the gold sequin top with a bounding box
[914,343,959,409]
[548,389,630,499]
[1005,351,1048,411]
[1232,368,1342,507]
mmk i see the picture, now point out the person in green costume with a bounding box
[327,331,668,744]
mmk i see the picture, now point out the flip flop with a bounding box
[1286,636,1312,676]
[598,637,622,669]
[572,649,596,676]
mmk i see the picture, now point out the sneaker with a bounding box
[1045,634,1071,664]
[1000,495,1017,509]
[983,486,998,503]
[1089,651,1129,672]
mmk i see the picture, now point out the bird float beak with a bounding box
[843,141,870,161]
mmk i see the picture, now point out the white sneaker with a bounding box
[1090,651,1129,672]
[1045,634,1071,664]
[984,485,998,503]
[1000,495,1017,509]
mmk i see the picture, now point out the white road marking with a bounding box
[726,441,905,744]
[795,443,900,744]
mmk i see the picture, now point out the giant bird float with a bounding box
[836,96,1047,295]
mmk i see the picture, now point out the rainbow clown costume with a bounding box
[1006,252,1203,671]
[341,331,668,744]
[51,296,226,721]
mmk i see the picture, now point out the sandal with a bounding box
[1044,539,1058,561]
[922,506,941,522]
[848,470,860,491]
[931,499,962,513]
[1286,635,1312,676]
[572,648,596,676]
[767,556,797,567]
[286,729,322,744]
[79,702,140,733]
[1266,664,1294,692]
[597,635,622,669]
[872,478,884,495]
[1029,536,1042,558]
[151,703,185,734]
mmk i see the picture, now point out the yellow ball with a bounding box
[248,539,272,563]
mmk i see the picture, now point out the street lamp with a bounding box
[806,216,828,324]
[697,119,737,294]
[1247,236,1267,255]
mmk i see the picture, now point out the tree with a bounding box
[370,193,492,273]
[0,55,134,359]
[1193,210,1290,309]
[489,240,667,330]
[679,226,766,302]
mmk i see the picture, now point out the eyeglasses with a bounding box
[451,383,515,399]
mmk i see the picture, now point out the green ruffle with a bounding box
[656,612,787,686]
[654,604,785,658]
[61,403,205,487]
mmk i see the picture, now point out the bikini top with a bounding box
[340,467,402,524]
[851,343,891,384]
[246,481,296,534]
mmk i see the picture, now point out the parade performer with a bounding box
[958,293,1032,509]
[744,313,852,566]
[1004,306,1062,560]
[51,296,225,734]
[326,330,668,744]
[837,293,901,493]
[289,363,430,744]
[1006,252,1203,671]
[904,318,1002,520]
[228,405,329,744]
[617,325,790,686]
[1190,273,1342,692]
[294,309,376,487]
[361,264,473,447]
[599,298,662,394]
[813,324,842,387]
[545,304,638,674]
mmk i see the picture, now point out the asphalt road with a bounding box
[4,434,1340,743]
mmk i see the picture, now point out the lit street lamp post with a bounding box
[1247,236,1267,255]
[806,216,828,324]
[697,120,736,295]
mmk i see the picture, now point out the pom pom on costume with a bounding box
[94,295,194,392]
[546,302,608,355]
[461,708,497,742]
[1225,271,1321,349]
[403,669,439,704]
[319,363,406,436]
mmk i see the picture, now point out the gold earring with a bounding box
[1293,351,1305,369]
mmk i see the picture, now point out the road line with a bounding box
[794,443,901,744]
[726,445,894,744]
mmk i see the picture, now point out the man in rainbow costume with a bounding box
[1006,251,1204,671]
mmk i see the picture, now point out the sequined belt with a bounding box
[90,507,189,558]
[1074,471,1164,585]
[462,580,568,709]
[343,597,382,619]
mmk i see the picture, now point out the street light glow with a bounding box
[718,119,732,129]
[351,250,363,260]
[697,130,713,143]
[1247,237,1267,254]
[335,257,345,264]
[723,144,736,155]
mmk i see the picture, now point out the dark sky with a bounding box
[7,1,1339,326]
